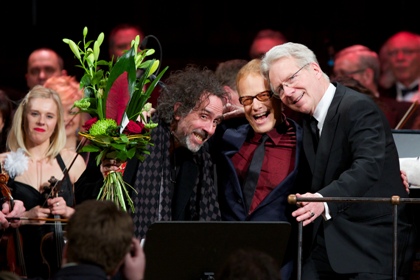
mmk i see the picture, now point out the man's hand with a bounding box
[401,170,410,194]
[291,193,325,226]
[121,238,146,280]
[222,103,245,120]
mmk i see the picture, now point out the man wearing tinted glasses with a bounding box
[213,58,309,280]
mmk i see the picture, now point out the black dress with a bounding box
[9,154,74,279]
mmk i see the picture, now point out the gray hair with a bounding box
[261,42,329,92]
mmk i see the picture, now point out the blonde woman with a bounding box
[0,85,86,278]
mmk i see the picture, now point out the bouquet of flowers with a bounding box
[63,27,168,212]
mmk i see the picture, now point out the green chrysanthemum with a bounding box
[73,98,91,110]
[89,119,118,136]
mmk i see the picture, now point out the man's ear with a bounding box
[173,102,182,120]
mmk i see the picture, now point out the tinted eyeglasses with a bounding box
[239,90,273,106]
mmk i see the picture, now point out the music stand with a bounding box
[392,129,420,158]
[143,221,291,280]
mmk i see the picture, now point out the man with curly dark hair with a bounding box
[80,64,227,239]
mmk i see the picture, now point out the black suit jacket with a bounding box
[304,82,415,275]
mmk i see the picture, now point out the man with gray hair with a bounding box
[261,42,415,279]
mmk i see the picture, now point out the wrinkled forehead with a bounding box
[195,93,224,115]
[268,58,297,81]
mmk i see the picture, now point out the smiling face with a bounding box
[24,97,58,147]
[269,59,324,116]
[237,73,283,134]
[172,94,224,152]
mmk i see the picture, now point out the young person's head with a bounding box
[64,200,134,276]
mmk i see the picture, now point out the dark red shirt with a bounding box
[231,119,296,214]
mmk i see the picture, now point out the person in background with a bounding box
[261,42,416,279]
[215,59,248,108]
[214,59,249,128]
[108,23,162,107]
[0,90,14,153]
[332,44,416,129]
[0,85,86,279]
[79,65,227,239]
[108,23,145,62]
[378,40,396,90]
[44,75,87,154]
[381,31,420,102]
[249,29,288,59]
[25,48,67,90]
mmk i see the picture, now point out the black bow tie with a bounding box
[401,84,419,96]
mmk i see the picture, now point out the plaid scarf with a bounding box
[132,120,221,238]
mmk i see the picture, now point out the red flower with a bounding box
[124,120,144,134]
[82,117,98,131]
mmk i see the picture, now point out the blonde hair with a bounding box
[7,85,66,160]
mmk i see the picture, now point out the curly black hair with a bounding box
[156,64,227,124]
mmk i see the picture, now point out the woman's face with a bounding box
[25,97,58,146]
[62,102,80,138]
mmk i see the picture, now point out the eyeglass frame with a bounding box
[239,90,273,106]
[275,63,310,96]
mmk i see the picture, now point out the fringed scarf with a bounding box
[132,120,221,239]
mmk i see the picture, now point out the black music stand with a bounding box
[143,221,291,280]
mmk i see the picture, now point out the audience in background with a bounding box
[380,31,420,102]
[214,59,249,126]
[107,23,162,107]
[332,44,416,128]
[25,48,67,90]
[249,29,288,59]
[332,45,382,97]
[215,59,248,108]
[0,89,14,153]
[378,40,396,90]
[108,23,145,62]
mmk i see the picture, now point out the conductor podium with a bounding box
[143,221,291,280]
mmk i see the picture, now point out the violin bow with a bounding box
[42,137,88,206]
[395,101,419,129]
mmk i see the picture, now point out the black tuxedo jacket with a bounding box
[303,82,415,275]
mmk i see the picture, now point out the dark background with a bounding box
[1,0,419,96]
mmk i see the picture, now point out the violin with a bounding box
[40,176,66,278]
[0,165,27,277]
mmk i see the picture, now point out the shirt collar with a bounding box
[312,83,335,134]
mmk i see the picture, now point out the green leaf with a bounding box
[80,145,101,153]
